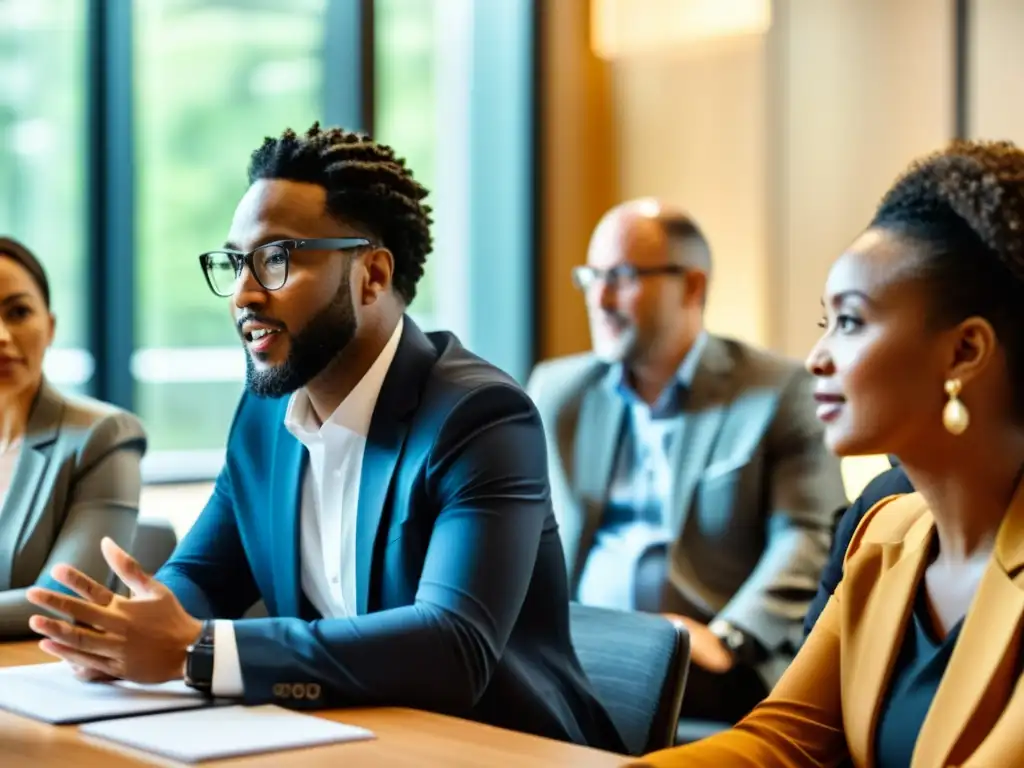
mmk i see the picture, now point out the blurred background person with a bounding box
[528,200,847,726]
[0,237,146,638]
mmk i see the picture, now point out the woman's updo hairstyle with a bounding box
[869,139,1024,416]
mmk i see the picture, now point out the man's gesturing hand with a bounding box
[26,537,203,685]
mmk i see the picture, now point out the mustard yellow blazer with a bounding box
[635,490,1024,767]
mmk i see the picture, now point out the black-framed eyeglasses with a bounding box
[571,264,687,291]
[198,237,373,297]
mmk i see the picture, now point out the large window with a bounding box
[0,0,90,390]
[0,0,533,483]
[374,0,534,379]
[133,0,326,463]
[374,0,445,331]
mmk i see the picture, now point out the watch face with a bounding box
[712,622,742,650]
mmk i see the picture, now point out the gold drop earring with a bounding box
[942,378,970,435]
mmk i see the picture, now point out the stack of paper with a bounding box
[0,662,376,761]
[80,705,376,763]
[0,662,223,724]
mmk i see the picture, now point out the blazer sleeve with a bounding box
[225,384,554,711]
[716,369,848,653]
[0,411,146,637]
[803,466,914,637]
[155,465,261,620]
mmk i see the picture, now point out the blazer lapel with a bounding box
[269,422,306,617]
[843,506,933,766]
[665,338,732,536]
[912,482,1024,768]
[355,318,434,615]
[0,382,62,590]
[569,382,624,584]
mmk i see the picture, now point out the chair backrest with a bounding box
[131,519,179,575]
[570,602,690,755]
[832,504,850,539]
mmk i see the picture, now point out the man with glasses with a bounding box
[527,199,846,728]
[25,124,624,752]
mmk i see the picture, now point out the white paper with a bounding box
[80,704,376,763]
[0,662,224,724]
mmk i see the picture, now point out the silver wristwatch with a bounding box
[709,619,748,660]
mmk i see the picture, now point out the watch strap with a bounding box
[184,620,215,695]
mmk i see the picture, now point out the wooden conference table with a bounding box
[0,642,628,767]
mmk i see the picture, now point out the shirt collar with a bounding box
[606,330,709,416]
[285,315,405,441]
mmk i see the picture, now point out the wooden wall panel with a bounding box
[535,0,619,362]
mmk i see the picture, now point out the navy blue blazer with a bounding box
[802,464,914,637]
[156,318,624,752]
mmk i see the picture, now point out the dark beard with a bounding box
[244,280,357,398]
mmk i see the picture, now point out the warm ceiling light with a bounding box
[591,0,772,60]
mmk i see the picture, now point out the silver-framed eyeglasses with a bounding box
[198,237,373,297]
[571,263,688,292]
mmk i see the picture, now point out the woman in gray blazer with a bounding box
[0,237,146,637]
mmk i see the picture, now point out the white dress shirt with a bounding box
[210,317,404,696]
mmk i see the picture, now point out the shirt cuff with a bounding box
[212,620,244,697]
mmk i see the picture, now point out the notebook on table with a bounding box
[0,661,226,724]
[80,704,376,763]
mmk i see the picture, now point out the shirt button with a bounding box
[331,576,340,585]
[333,467,343,478]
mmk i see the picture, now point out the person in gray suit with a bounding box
[0,237,146,637]
[527,200,847,723]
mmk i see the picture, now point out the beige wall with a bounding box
[969,0,1024,142]
[614,35,770,348]
[771,0,954,357]
[539,0,958,363]
[536,0,619,361]
[537,0,1024,365]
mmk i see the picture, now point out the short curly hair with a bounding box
[871,139,1024,414]
[247,122,433,305]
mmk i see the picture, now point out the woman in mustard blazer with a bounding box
[634,141,1024,767]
